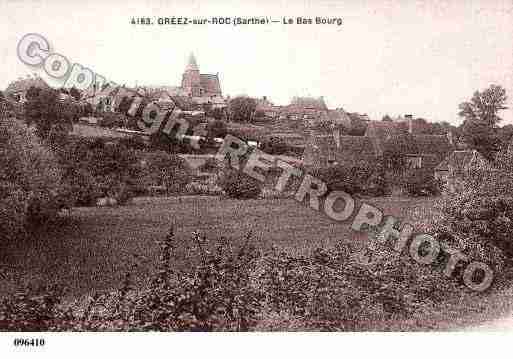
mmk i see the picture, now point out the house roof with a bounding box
[413,134,452,157]
[289,96,328,110]
[266,132,306,147]
[5,76,50,94]
[435,150,488,173]
[309,133,375,161]
[365,121,404,142]
[327,109,352,128]
[199,73,221,94]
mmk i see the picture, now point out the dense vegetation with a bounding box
[0,226,471,331]
[0,117,64,241]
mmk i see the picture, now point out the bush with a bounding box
[435,149,513,286]
[0,226,471,331]
[438,192,513,266]
[309,163,374,195]
[403,172,442,197]
[219,170,262,199]
[0,117,63,240]
[141,151,192,194]
[260,136,290,155]
[55,138,145,206]
[97,112,125,128]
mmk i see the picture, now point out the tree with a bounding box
[69,87,81,101]
[382,114,392,122]
[348,116,368,136]
[498,124,513,151]
[459,85,508,160]
[24,87,66,139]
[0,90,4,99]
[227,96,257,122]
[206,119,227,139]
[458,84,508,126]
[461,119,500,160]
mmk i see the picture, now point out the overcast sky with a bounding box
[1,0,512,125]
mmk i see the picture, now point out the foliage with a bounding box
[0,226,471,331]
[461,118,501,161]
[54,138,144,206]
[206,119,227,139]
[141,151,192,194]
[458,84,508,126]
[0,117,64,240]
[24,87,77,139]
[69,87,81,101]
[219,170,262,199]
[459,84,508,160]
[437,192,511,281]
[185,180,223,196]
[98,112,126,128]
[402,172,442,197]
[228,96,257,123]
[259,136,290,155]
[309,163,375,195]
[197,157,219,173]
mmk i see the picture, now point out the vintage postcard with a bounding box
[1,0,513,356]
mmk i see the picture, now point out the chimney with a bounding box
[405,114,413,134]
[333,128,340,148]
[447,131,454,146]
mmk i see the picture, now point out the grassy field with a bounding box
[0,196,437,298]
[3,195,513,330]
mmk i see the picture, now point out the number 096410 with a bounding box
[13,338,45,347]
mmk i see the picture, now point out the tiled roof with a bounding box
[435,150,488,174]
[289,96,328,110]
[303,132,376,167]
[199,74,221,94]
[5,77,50,94]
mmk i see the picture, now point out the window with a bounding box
[406,156,422,169]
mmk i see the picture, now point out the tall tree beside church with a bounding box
[228,96,257,123]
[459,84,508,160]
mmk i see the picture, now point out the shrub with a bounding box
[142,151,192,194]
[219,170,262,199]
[197,157,219,173]
[55,138,145,206]
[97,112,125,128]
[206,119,227,139]
[403,172,442,197]
[0,117,63,240]
[438,192,513,267]
[309,163,374,195]
[260,136,289,155]
[0,226,476,331]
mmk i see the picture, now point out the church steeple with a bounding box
[185,53,199,72]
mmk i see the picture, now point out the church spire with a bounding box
[185,52,199,72]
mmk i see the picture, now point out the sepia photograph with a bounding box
[1,0,513,356]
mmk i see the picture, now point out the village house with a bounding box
[434,150,490,194]
[255,96,279,119]
[282,96,329,123]
[303,116,454,175]
[84,53,226,112]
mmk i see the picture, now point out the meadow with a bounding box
[0,196,435,297]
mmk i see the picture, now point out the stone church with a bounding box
[181,53,222,98]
